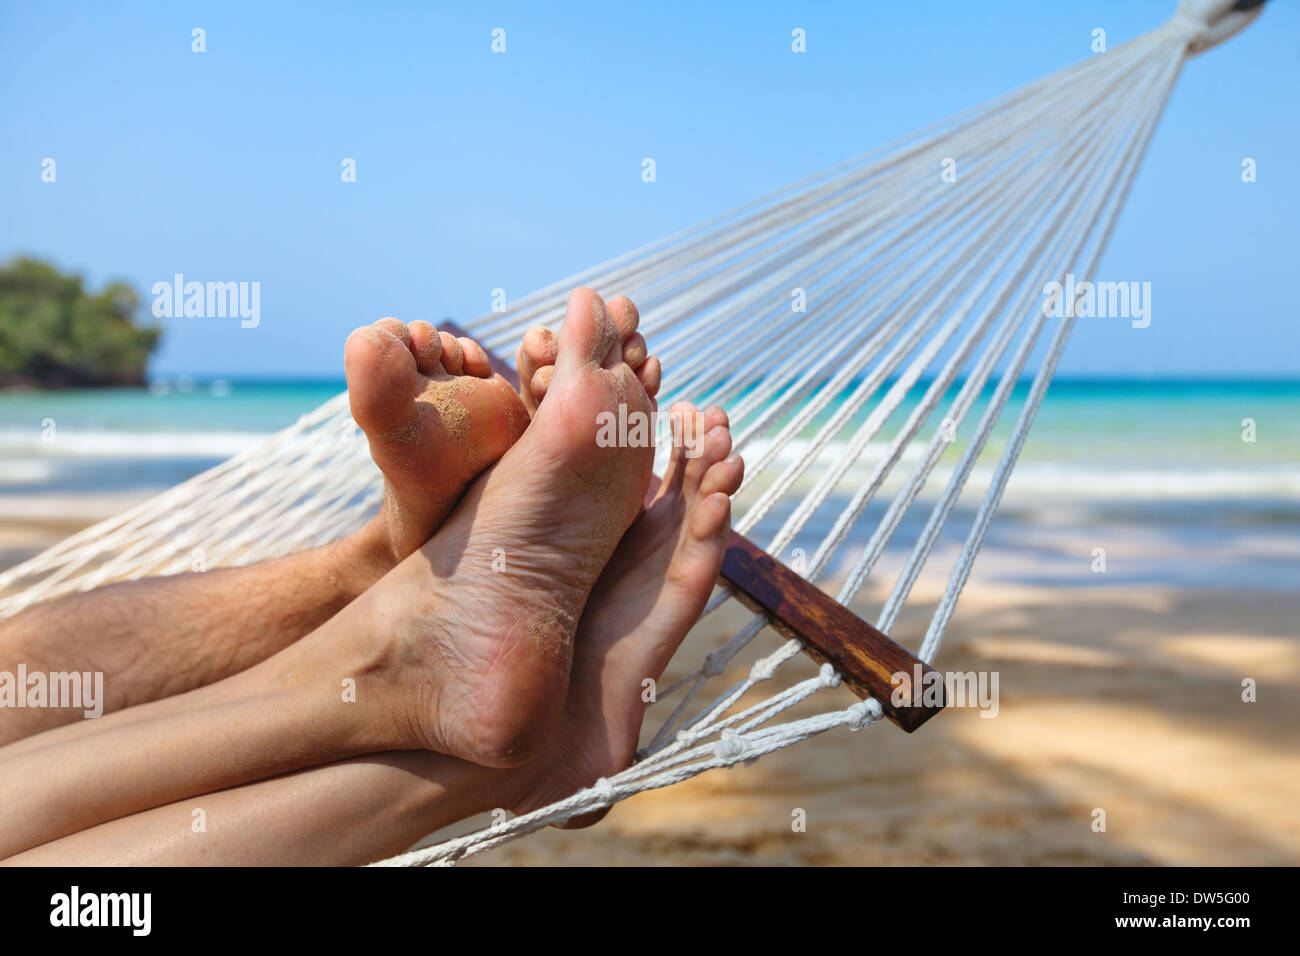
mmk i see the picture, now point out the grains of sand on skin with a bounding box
[417,377,477,447]
[528,606,577,662]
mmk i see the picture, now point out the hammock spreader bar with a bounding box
[441,321,946,733]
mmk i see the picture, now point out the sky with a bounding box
[2,0,1296,379]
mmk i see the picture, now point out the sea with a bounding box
[2,377,1297,591]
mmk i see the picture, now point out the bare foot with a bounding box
[515,303,660,416]
[333,288,659,767]
[345,317,529,562]
[0,404,743,866]
[502,402,743,824]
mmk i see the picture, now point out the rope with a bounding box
[0,6,1255,865]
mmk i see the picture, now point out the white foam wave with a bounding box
[0,429,270,460]
[4,429,1297,501]
[716,439,1300,501]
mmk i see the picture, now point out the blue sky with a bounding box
[2,0,1296,378]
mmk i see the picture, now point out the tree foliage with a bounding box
[0,257,160,388]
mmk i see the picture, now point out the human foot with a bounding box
[0,403,741,865]
[332,288,659,767]
[501,402,742,824]
[515,301,661,416]
[345,317,529,562]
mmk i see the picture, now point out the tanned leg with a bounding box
[0,289,659,856]
[7,405,741,866]
[0,319,526,747]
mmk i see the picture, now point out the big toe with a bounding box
[556,287,619,377]
[344,324,420,439]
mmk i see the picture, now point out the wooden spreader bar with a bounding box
[719,533,942,732]
[443,322,945,733]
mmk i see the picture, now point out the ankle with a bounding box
[334,518,402,600]
[272,606,413,756]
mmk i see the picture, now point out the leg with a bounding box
[7,405,742,865]
[0,319,527,746]
[0,289,658,852]
[0,529,390,748]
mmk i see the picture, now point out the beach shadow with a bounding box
[457,582,1300,865]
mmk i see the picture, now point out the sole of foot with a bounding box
[344,317,530,562]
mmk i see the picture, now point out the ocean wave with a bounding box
[998,463,1300,499]
[0,429,272,460]
[717,438,1300,501]
[4,429,1297,501]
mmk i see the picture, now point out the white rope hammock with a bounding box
[1,1,1263,865]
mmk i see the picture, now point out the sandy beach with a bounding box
[463,573,1300,866]
[9,497,1293,866]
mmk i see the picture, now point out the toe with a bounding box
[601,332,624,370]
[622,332,648,370]
[344,325,420,439]
[374,317,411,348]
[683,424,733,493]
[459,337,493,378]
[606,295,640,340]
[408,321,443,373]
[637,356,662,397]
[688,492,732,544]
[700,455,744,497]
[660,402,698,492]
[515,343,536,413]
[530,365,554,403]
[438,331,464,374]
[523,325,558,367]
[666,491,730,591]
[556,287,617,375]
[516,326,557,412]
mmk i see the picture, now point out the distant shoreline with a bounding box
[5,373,1299,395]
[0,376,147,393]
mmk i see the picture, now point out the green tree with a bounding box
[0,257,160,388]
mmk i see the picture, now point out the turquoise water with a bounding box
[1,377,1296,495]
[2,376,1297,590]
[0,380,346,494]
[0,379,344,439]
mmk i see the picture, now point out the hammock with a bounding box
[0,0,1266,865]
